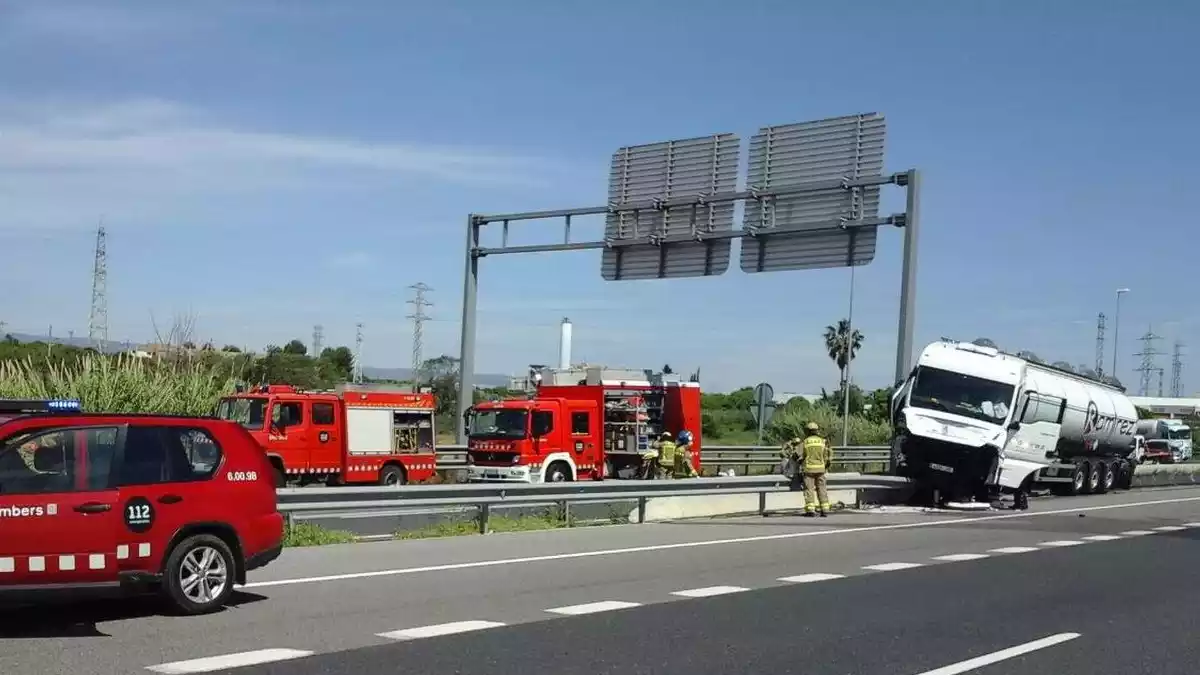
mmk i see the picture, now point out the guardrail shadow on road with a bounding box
[0,590,268,638]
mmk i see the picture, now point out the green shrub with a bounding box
[765,403,891,446]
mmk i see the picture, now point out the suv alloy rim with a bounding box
[180,545,229,605]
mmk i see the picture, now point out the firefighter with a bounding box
[674,430,699,478]
[655,431,677,480]
[799,422,834,517]
[639,436,663,480]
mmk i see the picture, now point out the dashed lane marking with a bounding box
[146,649,314,674]
[1183,522,1200,527]
[988,546,1040,554]
[778,573,846,583]
[545,600,642,616]
[1082,534,1124,541]
[913,632,1081,675]
[1038,540,1085,547]
[378,620,507,640]
[671,585,750,598]
[863,562,925,571]
[241,494,1200,590]
[931,553,990,562]
[1120,530,1155,536]
[1153,525,1187,532]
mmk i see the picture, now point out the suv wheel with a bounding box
[162,534,236,615]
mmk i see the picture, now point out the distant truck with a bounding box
[1134,418,1192,463]
[464,366,702,482]
[215,384,439,487]
[890,340,1144,507]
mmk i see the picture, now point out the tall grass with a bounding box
[766,404,891,446]
[0,354,241,415]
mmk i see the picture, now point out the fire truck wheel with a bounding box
[545,461,572,483]
[272,466,287,488]
[379,464,407,487]
[161,534,236,616]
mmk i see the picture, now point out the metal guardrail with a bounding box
[276,473,911,533]
[433,444,892,471]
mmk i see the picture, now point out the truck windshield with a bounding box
[909,366,1015,425]
[469,409,528,439]
[215,397,268,430]
[1167,427,1192,441]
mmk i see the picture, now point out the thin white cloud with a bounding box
[3,3,172,43]
[0,98,555,232]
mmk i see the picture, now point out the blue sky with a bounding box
[1,0,1198,394]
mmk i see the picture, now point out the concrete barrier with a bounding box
[626,475,892,522]
[1132,463,1200,487]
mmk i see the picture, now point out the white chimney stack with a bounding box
[558,317,573,370]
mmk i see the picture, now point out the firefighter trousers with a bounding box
[803,472,830,513]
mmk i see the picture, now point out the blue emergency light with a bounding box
[0,398,83,415]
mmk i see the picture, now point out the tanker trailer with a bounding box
[890,340,1141,508]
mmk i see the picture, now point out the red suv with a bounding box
[0,399,285,614]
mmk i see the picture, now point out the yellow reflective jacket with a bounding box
[800,435,832,474]
[657,440,677,467]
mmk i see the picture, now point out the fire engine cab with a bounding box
[465,366,702,482]
[215,384,438,487]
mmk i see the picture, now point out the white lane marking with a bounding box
[988,546,1039,554]
[1082,534,1123,541]
[242,493,1200,590]
[778,573,845,583]
[671,585,749,598]
[146,649,314,674]
[911,632,1081,675]
[1120,530,1155,536]
[378,620,506,640]
[1153,525,1186,532]
[931,553,990,562]
[863,562,924,571]
[545,600,641,615]
[1183,522,1200,527]
[1038,540,1085,547]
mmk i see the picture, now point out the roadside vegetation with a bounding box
[0,317,901,445]
[283,521,358,547]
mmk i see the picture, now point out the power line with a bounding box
[352,322,364,384]
[407,283,433,384]
[1094,312,1106,377]
[88,223,109,353]
[1134,326,1164,396]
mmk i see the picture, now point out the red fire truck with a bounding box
[464,366,702,482]
[215,384,438,487]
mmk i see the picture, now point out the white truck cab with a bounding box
[892,340,1139,507]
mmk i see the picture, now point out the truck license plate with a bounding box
[485,471,500,478]
[930,463,953,473]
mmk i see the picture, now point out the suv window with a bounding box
[116,426,223,486]
[273,402,304,427]
[312,403,335,426]
[571,411,589,435]
[0,428,75,495]
[84,427,120,490]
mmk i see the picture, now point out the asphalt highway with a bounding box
[2,486,1199,674]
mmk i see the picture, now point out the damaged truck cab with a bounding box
[890,340,1141,507]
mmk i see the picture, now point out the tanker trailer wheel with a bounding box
[1094,462,1112,494]
[1059,463,1087,496]
[378,464,407,487]
[1083,462,1101,494]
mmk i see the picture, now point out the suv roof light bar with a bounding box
[0,398,83,414]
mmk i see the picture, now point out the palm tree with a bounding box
[823,319,864,386]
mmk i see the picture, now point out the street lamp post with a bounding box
[1112,288,1130,380]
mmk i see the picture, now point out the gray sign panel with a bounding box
[603,134,740,280]
[739,114,886,273]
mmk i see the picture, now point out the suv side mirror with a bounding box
[1007,420,1021,431]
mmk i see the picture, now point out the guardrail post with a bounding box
[758,491,767,516]
[637,496,647,524]
[558,500,571,528]
[478,503,491,534]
